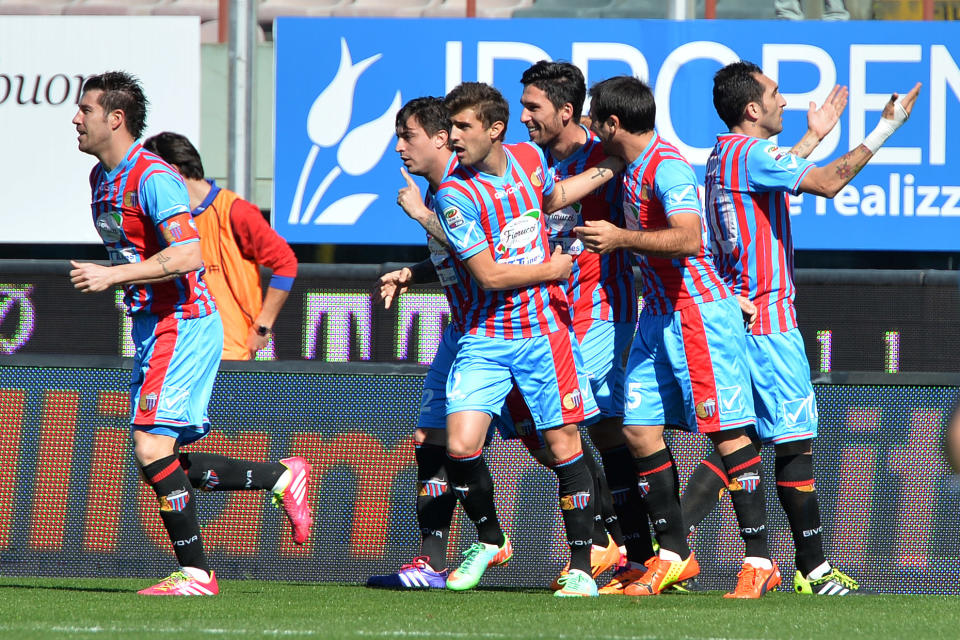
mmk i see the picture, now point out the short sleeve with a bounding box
[746,141,815,195]
[653,158,703,218]
[140,168,190,225]
[435,185,488,261]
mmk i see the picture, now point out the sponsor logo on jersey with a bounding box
[562,389,582,410]
[695,397,717,419]
[559,491,591,510]
[547,204,580,232]
[419,479,448,498]
[95,210,126,244]
[159,489,190,512]
[494,184,518,199]
[764,143,799,169]
[496,209,541,251]
[728,471,761,493]
[139,392,157,412]
[443,207,465,229]
[667,184,694,206]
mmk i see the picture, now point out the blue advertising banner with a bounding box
[274,18,960,250]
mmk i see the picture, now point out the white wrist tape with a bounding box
[862,99,909,154]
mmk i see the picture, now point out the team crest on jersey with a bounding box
[443,207,465,229]
[139,392,157,412]
[166,220,184,242]
[419,479,448,498]
[560,491,591,510]
[530,166,544,188]
[728,471,761,494]
[159,489,190,512]
[562,389,582,410]
[496,209,541,252]
[695,398,717,419]
[640,183,651,201]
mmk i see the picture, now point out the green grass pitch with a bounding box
[0,577,957,640]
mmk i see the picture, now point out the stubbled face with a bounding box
[588,109,615,155]
[73,89,113,157]
[520,84,564,148]
[448,107,495,168]
[395,115,443,177]
[754,72,787,137]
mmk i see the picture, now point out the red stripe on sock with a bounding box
[149,459,182,484]
[448,449,482,461]
[726,455,761,476]
[552,450,583,467]
[776,479,815,488]
[637,460,673,476]
[703,459,729,484]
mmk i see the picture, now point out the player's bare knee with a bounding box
[132,430,176,467]
[621,424,664,456]
[542,423,581,461]
[709,429,754,456]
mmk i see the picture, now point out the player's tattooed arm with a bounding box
[156,251,181,277]
[789,131,820,160]
[544,156,624,214]
[798,145,871,198]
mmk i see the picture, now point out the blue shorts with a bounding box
[623,296,755,433]
[418,325,538,445]
[573,317,635,419]
[746,329,818,444]
[447,329,599,430]
[130,311,222,445]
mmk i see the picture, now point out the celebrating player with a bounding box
[519,60,657,593]
[689,60,920,596]
[69,71,312,596]
[575,76,776,599]
[433,82,623,597]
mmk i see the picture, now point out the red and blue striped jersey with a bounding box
[434,142,570,339]
[88,142,216,319]
[704,134,815,335]
[425,153,474,333]
[544,125,637,325]
[621,134,729,315]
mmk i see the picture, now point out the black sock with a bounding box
[722,446,769,559]
[142,455,209,573]
[552,451,594,574]
[601,445,655,563]
[445,451,504,547]
[415,443,456,570]
[633,448,688,558]
[680,452,728,533]
[179,452,285,491]
[581,445,617,546]
[775,449,826,576]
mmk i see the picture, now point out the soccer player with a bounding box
[434,82,622,597]
[519,60,656,593]
[142,132,298,361]
[69,71,312,596]
[367,96,575,589]
[574,76,776,599]
[694,60,920,596]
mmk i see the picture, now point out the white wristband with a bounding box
[862,100,909,154]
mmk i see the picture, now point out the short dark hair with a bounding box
[142,132,204,180]
[395,96,450,137]
[444,82,509,137]
[521,60,586,120]
[713,60,764,129]
[588,76,655,134]
[81,71,149,139]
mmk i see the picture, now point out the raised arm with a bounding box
[542,156,623,214]
[790,84,848,159]
[799,83,921,198]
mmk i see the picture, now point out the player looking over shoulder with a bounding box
[69,71,312,596]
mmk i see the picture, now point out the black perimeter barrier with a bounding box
[1,262,959,593]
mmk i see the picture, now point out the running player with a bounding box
[575,76,776,599]
[434,82,621,597]
[69,71,312,595]
[693,60,920,596]
[519,61,655,593]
